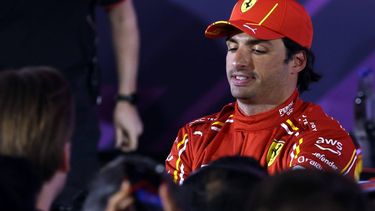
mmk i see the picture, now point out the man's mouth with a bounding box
[231,74,255,86]
[235,75,248,80]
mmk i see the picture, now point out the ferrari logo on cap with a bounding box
[241,0,257,13]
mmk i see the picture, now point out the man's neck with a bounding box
[237,90,296,116]
[237,102,279,116]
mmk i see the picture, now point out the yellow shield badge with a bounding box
[266,140,285,167]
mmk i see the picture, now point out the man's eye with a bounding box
[252,49,266,54]
[227,47,237,52]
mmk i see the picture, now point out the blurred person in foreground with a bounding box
[181,156,267,211]
[83,154,182,211]
[165,0,362,184]
[252,169,368,211]
[0,67,74,211]
[0,155,42,211]
[0,1,143,205]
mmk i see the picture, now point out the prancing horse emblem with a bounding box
[241,0,257,13]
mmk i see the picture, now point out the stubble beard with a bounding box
[230,85,257,102]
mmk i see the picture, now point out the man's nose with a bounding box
[232,49,251,69]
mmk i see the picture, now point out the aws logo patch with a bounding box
[241,0,257,13]
[267,140,285,166]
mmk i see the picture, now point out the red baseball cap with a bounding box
[205,0,313,48]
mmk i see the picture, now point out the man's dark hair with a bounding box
[181,156,267,211]
[282,38,322,93]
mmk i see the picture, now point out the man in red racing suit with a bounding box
[165,0,362,184]
[166,90,362,184]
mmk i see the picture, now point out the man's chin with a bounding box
[231,91,257,103]
[231,90,253,99]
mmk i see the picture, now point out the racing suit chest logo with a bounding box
[266,140,285,166]
[315,137,343,156]
[279,101,294,117]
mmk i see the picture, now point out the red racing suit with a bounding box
[165,91,362,184]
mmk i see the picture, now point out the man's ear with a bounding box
[289,51,307,74]
[60,142,71,172]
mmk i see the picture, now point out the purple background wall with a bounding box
[96,0,375,161]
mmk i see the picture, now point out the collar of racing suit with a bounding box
[233,89,304,131]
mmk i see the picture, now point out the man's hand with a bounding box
[105,181,134,211]
[114,102,143,152]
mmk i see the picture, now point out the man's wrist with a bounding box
[116,93,138,105]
